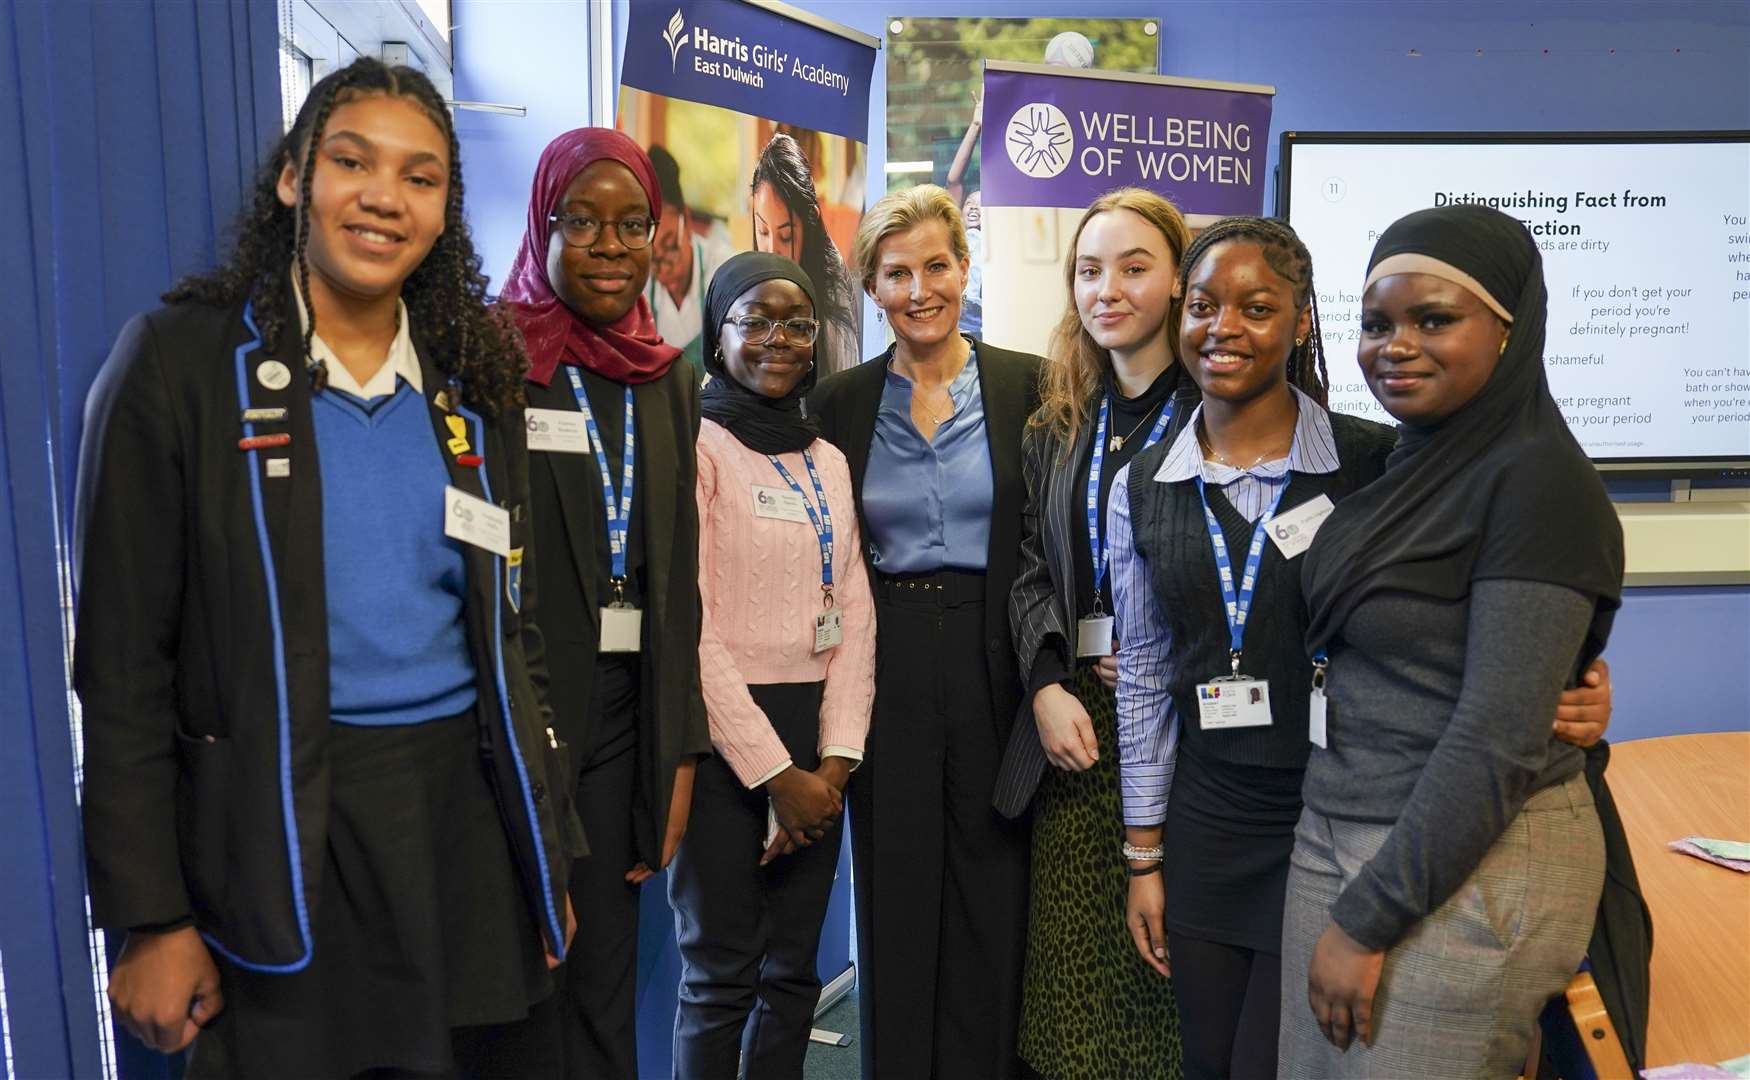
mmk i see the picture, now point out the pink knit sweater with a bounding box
[696,420,875,787]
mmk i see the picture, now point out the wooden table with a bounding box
[1606,732,1750,1068]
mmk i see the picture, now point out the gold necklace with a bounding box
[1109,409,1155,452]
[1198,421,1289,470]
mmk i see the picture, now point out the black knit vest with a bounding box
[1127,412,1396,769]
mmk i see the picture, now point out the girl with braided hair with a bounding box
[1105,216,1614,1079]
[76,58,579,1077]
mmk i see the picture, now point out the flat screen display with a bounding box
[1280,132,1750,468]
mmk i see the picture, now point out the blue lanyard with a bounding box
[768,450,835,603]
[1195,473,1288,677]
[564,367,636,591]
[1087,394,1174,608]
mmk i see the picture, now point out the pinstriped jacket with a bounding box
[994,378,1199,818]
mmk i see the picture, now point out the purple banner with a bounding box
[981,66,1274,215]
[622,1,877,143]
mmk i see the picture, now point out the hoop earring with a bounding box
[1499,334,1509,357]
[1294,337,1305,348]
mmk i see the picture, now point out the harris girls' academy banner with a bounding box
[980,59,1275,220]
[623,1,877,141]
[619,3,879,375]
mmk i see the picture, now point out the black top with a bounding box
[1125,411,1396,771]
[525,359,709,867]
[1031,365,1184,692]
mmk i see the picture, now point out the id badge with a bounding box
[525,407,590,453]
[751,485,811,524]
[599,603,642,653]
[1309,685,1329,749]
[1076,614,1115,658]
[444,485,511,556]
[1196,677,1273,730]
[813,608,843,653]
[1268,494,1335,559]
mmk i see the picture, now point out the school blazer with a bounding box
[995,379,1200,817]
[524,360,709,869]
[807,341,1043,747]
[73,287,583,973]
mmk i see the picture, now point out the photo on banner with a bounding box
[884,17,1160,337]
[976,60,1274,356]
[618,1,878,377]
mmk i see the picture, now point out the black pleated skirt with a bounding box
[187,707,556,1079]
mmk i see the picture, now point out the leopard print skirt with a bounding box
[1018,665,1183,1080]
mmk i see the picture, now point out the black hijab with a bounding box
[700,252,821,455]
[1302,204,1623,668]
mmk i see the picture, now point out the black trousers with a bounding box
[851,579,1031,1079]
[668,681,838,1080]
[557,658,642,1080]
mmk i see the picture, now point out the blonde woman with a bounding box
[808,184,1042,1079]
[998,188,1194,1079]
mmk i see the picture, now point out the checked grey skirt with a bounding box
[1278,772,1604,1080]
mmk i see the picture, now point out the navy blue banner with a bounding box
[623,2,877,143]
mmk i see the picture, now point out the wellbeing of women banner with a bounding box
[980,60,1275,220]
[618,1,879,375]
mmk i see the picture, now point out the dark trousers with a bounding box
[1170,934,1281,1080]
[668,681,837,1080]
[852,581,1030,1079]
[557,659,642,1080]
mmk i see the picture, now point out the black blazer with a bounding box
[807,340,1043,747]
[73,288,581,971]
[995,379,1200,817]
[525,360,709,868]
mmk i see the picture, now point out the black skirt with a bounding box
[1162,743,1304,955]
[187,708,555,1079]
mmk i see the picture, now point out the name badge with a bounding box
[751,484,810,524]
[444,485,510,557]
[814,608,843,653]
[1196,678,1273,730]
[1076,614,1115,658]
[1268,494,1335,559]
[599,603,642,653]
[1309,685,1329,749]
[525,408,591,454]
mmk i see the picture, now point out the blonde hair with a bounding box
[851,184,969,291]
[1033,187,1192,447]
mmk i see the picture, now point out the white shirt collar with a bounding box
[292,279,422,399]
[1154,385,1340,483]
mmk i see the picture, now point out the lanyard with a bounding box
[565,367,636,592]
[769,450,835,606]
[1087,395,1174,608]
[1195,473,1288,677]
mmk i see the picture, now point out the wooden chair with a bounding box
[1536,969,1635,1080]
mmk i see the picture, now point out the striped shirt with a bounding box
[1110,387,1340,825]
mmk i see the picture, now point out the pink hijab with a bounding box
[500,127,681,386]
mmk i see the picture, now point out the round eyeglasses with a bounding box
[722,315,821,347]
[548,212,654,250]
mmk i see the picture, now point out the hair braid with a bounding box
[293,68,355,393]
[1177,215,1330,407]
[164,58,527,415]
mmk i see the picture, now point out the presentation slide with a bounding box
[1283,137,1750,461]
